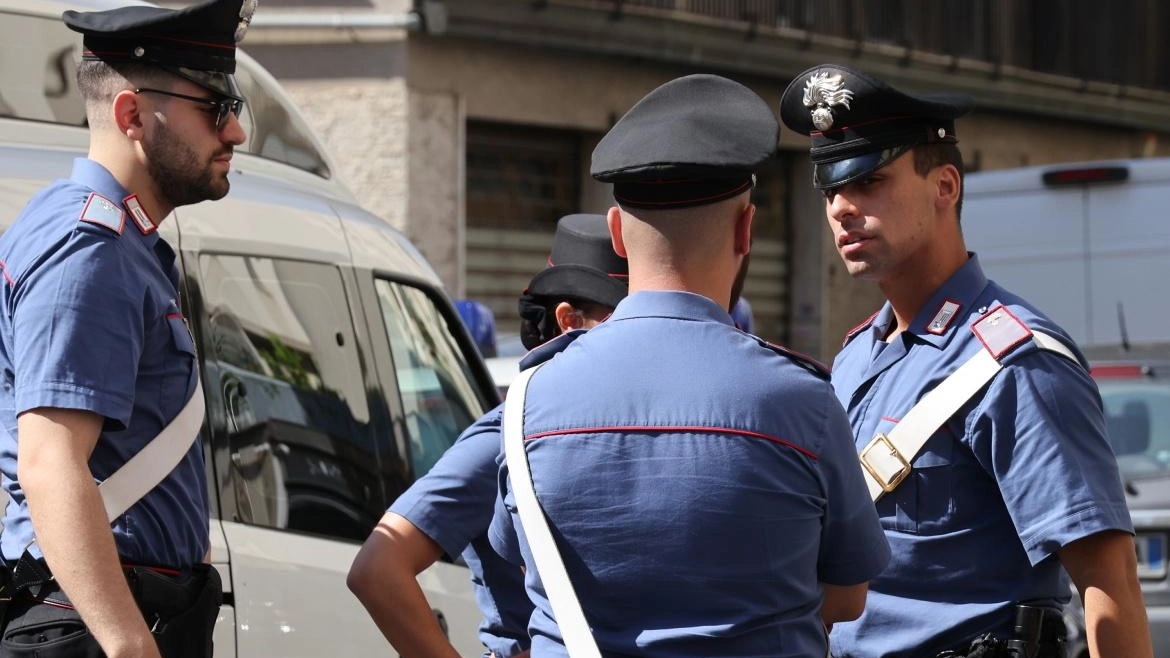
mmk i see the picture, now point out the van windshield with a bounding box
[0,9,330,178]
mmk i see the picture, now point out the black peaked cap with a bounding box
[63,0,255,98]
[526,214,628,309]
[780,64,973,189]
[592,74,778,209]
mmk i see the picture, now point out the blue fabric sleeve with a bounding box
[488,429,522,567]
[389,405,504,559]
[973,351,1134,565]
[816,392,892,585]
[13,229,142,429]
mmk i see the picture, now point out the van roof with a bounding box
[965,157,1170,195]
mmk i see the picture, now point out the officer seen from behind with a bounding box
[0,0,252,656]
[490,74,890,657]
[780,65,1152,658]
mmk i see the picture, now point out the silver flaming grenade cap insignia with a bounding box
[802,71,853,131]
[236,0,258,43]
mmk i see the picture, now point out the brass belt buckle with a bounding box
[860,433,912,493]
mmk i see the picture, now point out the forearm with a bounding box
[1082,575,1152,658]
[1060,530,1153,658]
[349,515,460,658]
[352,565,460,658]
[24,461,157,657]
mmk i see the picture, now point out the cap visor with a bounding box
[813,145,911,190]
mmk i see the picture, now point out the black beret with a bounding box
[591,74,778,209]
[63,0,256,100]
[525,214,628,309]
[780,64,973,189]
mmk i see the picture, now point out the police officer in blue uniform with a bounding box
[780,64,1152,658]
[0,1,251,656]
[489,74,890,658]
[348,213,629,658]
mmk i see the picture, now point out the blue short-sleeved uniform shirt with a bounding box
[0,159,209,569]
[489,291,890,658]
[828,255,1133,658]
[389,332,579,658]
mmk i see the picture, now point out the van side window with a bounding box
[200,254,380,541]
[374,279,484,476]
[231,63,331,178]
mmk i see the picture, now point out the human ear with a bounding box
[734,203,755,256]
[935,164,961,212]
[112,89,145,141]
[553,302,583,333]
[606,207,627,258]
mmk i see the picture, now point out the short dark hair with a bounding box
[912,142,965,221]
[76,60,170,127]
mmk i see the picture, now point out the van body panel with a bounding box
[218,520,391,656]
[213,605,238,658]
[963,157,1170,348]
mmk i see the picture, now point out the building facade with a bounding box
[240,0,1170,360]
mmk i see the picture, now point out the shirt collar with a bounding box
[906,253,989,348]
[609,290,734,326]
[69,158,161,247]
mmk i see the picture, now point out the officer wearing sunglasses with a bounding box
[0,1,254,657]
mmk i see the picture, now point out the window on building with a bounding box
[466,121,581,231]
[200,254,379,542]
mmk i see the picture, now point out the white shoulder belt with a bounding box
[99,379,205,522]
[860,328,1076,502]
[504,364,602,658]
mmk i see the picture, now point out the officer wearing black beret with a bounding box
[781,64,1152,658]
[487,74,888,657]
[0,2,255,657]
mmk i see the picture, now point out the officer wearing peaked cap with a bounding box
[349,213,627,658]
[488,74,889,658]
[781,64,1152,658]
[0,1,254,656]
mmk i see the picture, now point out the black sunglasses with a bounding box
[135,88,244,130]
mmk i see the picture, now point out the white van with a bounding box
[0,0,494,655]
[962,158,1170,349]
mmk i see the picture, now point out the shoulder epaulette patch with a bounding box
[764,341,830,380]
[78,193,125,235]
[842,309,880,347]
[971,304,1032,359]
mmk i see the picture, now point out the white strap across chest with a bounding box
[504,363,602,658]
[860,330,1076,501]
[98,379,205,523]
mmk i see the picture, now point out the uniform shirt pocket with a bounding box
[164,313,198,415]
[876,427,956,535]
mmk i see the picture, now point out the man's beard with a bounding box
[144,122,230,209]
[729,251,750,311]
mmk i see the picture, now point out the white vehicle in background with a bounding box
[964,159,1170,658]
[0,0,496,655]
[963,158,1170,350]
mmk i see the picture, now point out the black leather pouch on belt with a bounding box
[0,563,222,658]
[128,563,223,657]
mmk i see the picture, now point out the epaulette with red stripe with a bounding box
[763,341,830,380]
[842,309,880,348]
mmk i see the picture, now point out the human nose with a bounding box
[219,111,246,146]
[825,189,859,224]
